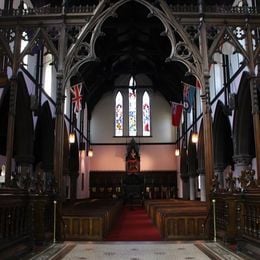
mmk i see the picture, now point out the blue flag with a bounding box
[183,83,196,113]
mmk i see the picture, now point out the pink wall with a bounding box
[90,144,177,171]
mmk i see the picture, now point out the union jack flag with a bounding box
[70,83,83,113]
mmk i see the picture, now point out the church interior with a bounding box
[0,0,259,259]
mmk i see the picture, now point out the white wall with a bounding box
[90,91,176,144]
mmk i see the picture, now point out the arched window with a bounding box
[115,91,123,136]
[129,77,137,136]
[43,53,53,97]
[142,91,151,136]
[114,76,152,137]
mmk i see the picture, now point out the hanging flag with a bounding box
[171,102,183,127]
[183,82,196,113]
[70,82,83,113]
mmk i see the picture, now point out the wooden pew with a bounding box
[62,199,123,240]
[162,208,207,240]
[145,199,207,240]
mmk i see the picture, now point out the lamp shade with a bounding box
[192,132,198,143]
[88,148,93,157]
[69,132,75,143]
[175,148,180,157]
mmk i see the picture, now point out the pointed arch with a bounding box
[115,91,123,136]
[142,91,151,136]
[64,0,202,88]
[34,101,54,171]
[14,72,34,164]
[233,72,255,159]
[213,101,233,168]
[128,88,137,136]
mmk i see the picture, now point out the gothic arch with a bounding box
[233,72,255,162]
[64,0,202,87]
[34,101,54,172]
[14,72,34,164]
[213,101,233,169]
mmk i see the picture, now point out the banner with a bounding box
[183,82,196,113]
[70,82,83,113]
[171,102,183,127]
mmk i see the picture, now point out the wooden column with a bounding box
[245,22,260,184]
[53,73,65,198]
[5,26,21,186]
[199,18,214,203]
[53,22,67,200]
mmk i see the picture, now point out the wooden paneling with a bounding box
[89,171,177,199]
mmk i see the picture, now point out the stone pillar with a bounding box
[69,172,79,201]
[233,154,252,177]
[214,164,225,189]
[198,169,206,202]
[189,176,196,200]
[182,176,190,199]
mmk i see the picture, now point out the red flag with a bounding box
[70,83,83,113]
[171,102,183,126]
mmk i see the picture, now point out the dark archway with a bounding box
[213,101,233,168]
[233,72,255,164]
[34,101,55,172]
[14,72,34,164]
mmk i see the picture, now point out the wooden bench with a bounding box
[62,199,123,240]
[145,199,207,240]
[162,208,207,240]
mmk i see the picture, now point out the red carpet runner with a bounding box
[105,206,161,241]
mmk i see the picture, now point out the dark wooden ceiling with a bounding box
[30,0,234,115]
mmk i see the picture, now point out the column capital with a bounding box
[233,154,252,167]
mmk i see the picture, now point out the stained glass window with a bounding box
[129,87,137,136]
[115,91,123,136]
[142,91,151,136]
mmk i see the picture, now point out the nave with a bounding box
[22,202,249,260]
[24,204,248,260]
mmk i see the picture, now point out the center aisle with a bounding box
[105,206,161,241]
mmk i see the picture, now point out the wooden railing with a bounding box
[0,188,55,258]
[0,5,258,17]
[212,192,260,246]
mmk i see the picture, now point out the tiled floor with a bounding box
[28,241,249,260]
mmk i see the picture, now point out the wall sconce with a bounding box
[69,132,75,144]
[175,148,180,157]
[88,147,93,157]
[192,132,198,144]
